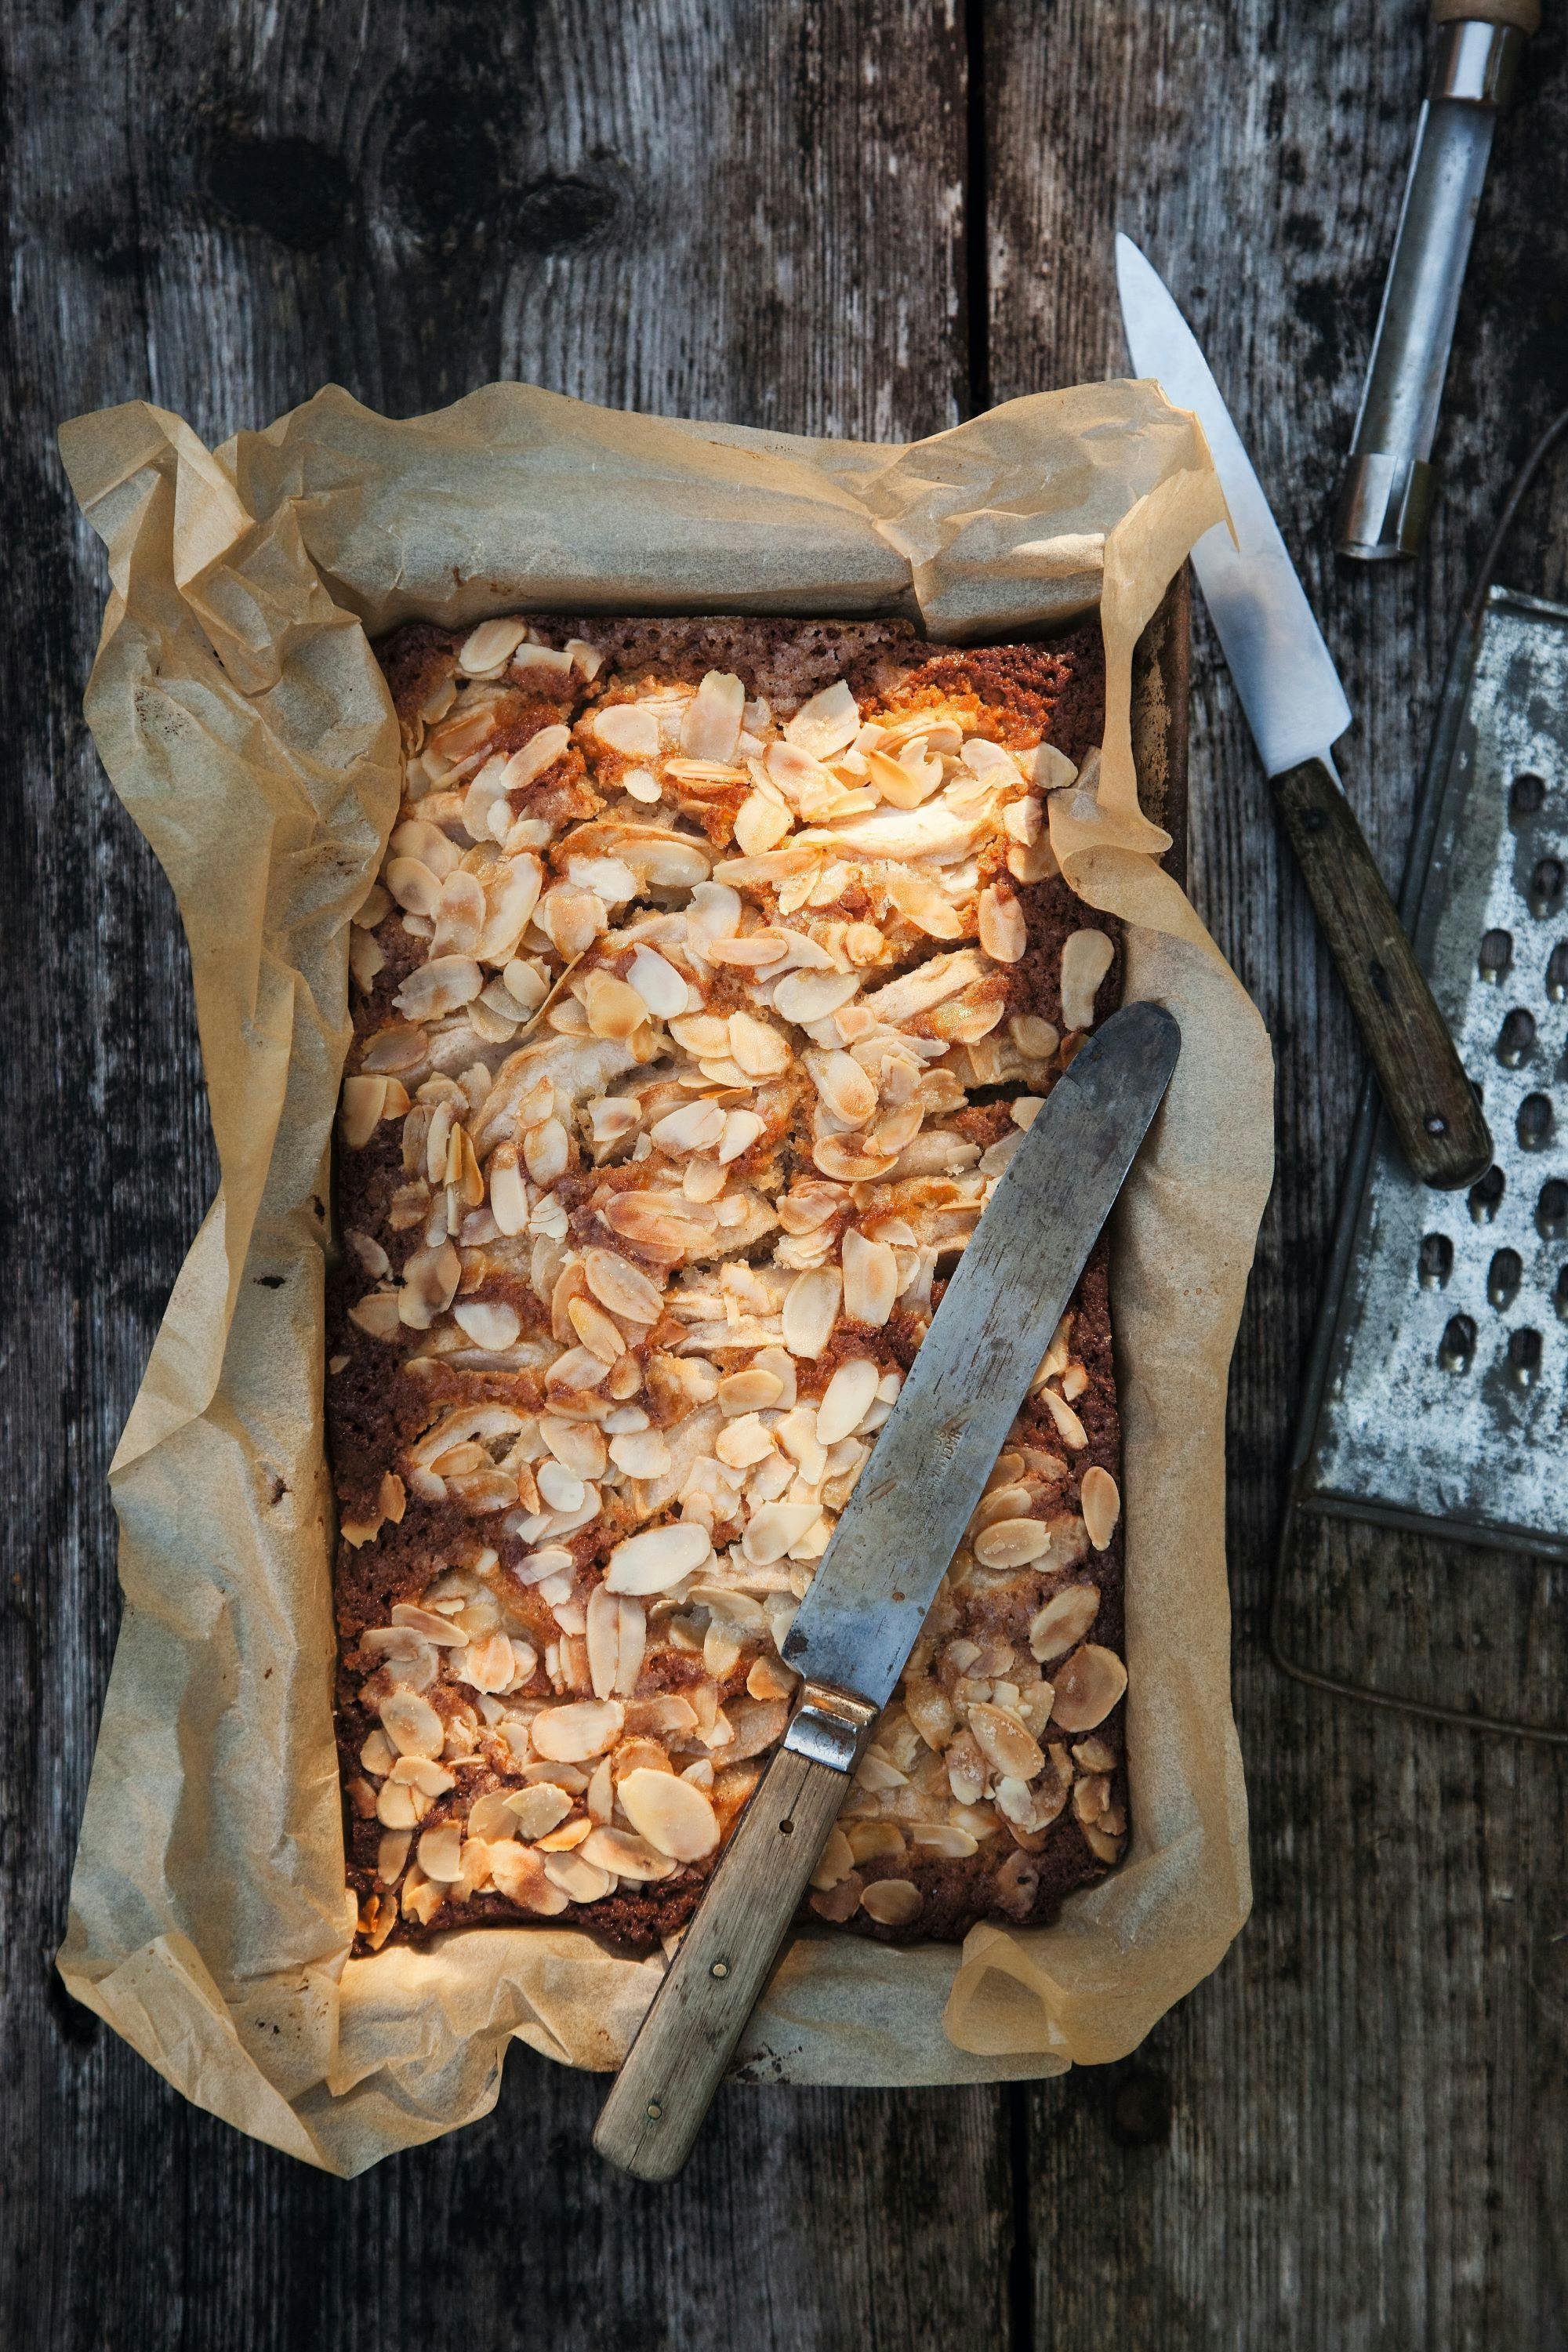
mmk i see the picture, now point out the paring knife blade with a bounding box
[779,997,1181,1705]
[593,998,1180,2181]
[1112,232,1491,1193]
[1115,231,1352,778]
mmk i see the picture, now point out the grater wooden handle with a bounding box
[1271,755,1492,1189]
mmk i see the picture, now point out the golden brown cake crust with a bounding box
[330,614,1127,1958]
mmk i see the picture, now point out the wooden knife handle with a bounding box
[1271,756,1491,1189]
[593,1681,878,2181]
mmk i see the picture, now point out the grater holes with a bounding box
[1417,1232,1453,1288]
[1506,1327,1543,1388]
[1548,942,1568,1001]
[1478,928,1514,984]
[1530,858,1566,919]
[1468,1166,1506,1223]
[1517,1093,1555,1151]
[1509,771,1546,824]
[1486,1247,1522,1308]
[1496,1007,1536,1066]
[1438,1314,1476,1372]
[1536,1178,1568,1238]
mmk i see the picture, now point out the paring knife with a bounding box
[593,999,1181,2181]
[1116,234,1492,1193]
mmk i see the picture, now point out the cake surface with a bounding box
[330,613,1130,1955]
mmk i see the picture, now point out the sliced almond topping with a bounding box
[604,1519,712,1594]
[502,724,571,793]
[395,956,483,1021]
[681,671,746,764]
[841,1230,897,1327]
[1059,929,1116,1031]
[1037,1387,1088,1450]
[584,1247,662,1325]
[1080,1465,1120,1550]
[459,616,530,673]
[583,970,648,1041]
[718,1108,764,1164]
[619,1766,720,1860]
[1049,1642,1127,1730]
[530,1698,625,1762]
[595,702,662,757]
[452,1300,521,1352]
[608,1428,672,1479]
[488,1842,572,1913]
[384,855,443,918]
[431,868,486,958]
[540,1849,615,1903]
[810,1826,855,1890]
[377,1828,412,1882]
[504,1783,575,1840]
[968,1701,1045,1782]
[781,1266,842,1359]
[859,1878,921,1926]
[417,1822,464,1882]
[815,1356,880,1446]
[339,1075,389,1149]
[465,1791,521,1842]
[785,680,860,761]
[718,1366,787,1414]
[910,1823,978,1857]
[728,1009,792,1076]
[379,1690,445,1759]
[978,884,1027,964]
[806,1048,878,1126]
[742,1501,820,1566]
[581,1825,677,1882]
[972,1516,1053,1569]
[625,945,688,1018]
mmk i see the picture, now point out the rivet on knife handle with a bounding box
[593,1681,878,2181]
[1270,753,1491,1187]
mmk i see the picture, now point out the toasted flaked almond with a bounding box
[718,1108,764,1163]
[994,1773,1065,1834]
[530,1698,624,1762]
[728,1009,791,1075]
[968,1701,1045,1782]
[535,1816,594,1852]
[1009,1012,1060,1062]
[972,1516,1053,1569]
[568,1294,627,1364]
[459,615,530,673]
[841,1229,897,1327]
[717,1367,786,1415]
[742,1501,820,1566]
[608,1428,671,1479]
[773,969,861,1026]
[488,1842,570,1912]
[859,1878,921,1926]
[681,670,746,762]
[431,867,486,957]
[781,1266,841,1359]
[978,884,1027,964]
[971,1483,1033,1534]
[584,1581,621,1700]
[360,1728,397,1776]
[806,1048,878,1125]
[339,1075,389,1149]
[465,1791,521,1842]
[395,955,483,1021]
[379,1689,445,1759]
[486,1141,527,1236]
[536,1458,585,1512]
[1059,928,1116,1031]
[476,855,545,964]
[416,1822,464,1882]
[1080,1465,1120,1550]
[1049,1643,1127,1731]
[815,1356,880,1446]
[454,1633,518,1694]
[746,1652,798,1703]
[785,680,860,760]
[582,1825,677,1882]
[624,944,687,1018]
[583,1247,662,1323]
[652,1098,726,1154]
[452,1300,521,1352]
[619,1766,720,1860]
[594,702,662,757]
[540,1849,615,1903]
[375,1780,420,1830]
[734,793,793,855]
[910,1822,979,1857]
[503,1782,574,1841]
[377,1827,412,1882]
[604,1519,711,1594]
[848,1820,906,1862]
[385,855,442,918]
[809,1826,855,1890]
[501,724,571,794]
[583,969,648,1041]
[1037,1387,1088,1450]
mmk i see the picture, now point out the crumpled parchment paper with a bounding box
[56,378,1272,2174]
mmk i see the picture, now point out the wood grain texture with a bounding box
[1270,752,1492,1187]
[5,0,1566,2344]
[987,1,1568,2345]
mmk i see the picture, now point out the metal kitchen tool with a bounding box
[1338,0,1540,560]
[1276,406,1568,1745]
[593,1000,1181,2180]
[1116,234,1491,1192]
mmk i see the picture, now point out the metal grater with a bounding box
[1299,585,1568,1550]
[1274,409,1568,1741]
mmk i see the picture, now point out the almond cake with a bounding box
[331,613,1131,1957]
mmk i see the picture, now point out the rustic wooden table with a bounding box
[5,3,1566,2345]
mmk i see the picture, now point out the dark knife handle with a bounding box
[593,1681,877,2181]
[1271,754,1491,1189]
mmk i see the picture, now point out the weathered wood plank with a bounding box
[1,3,1008,2347]
[985,0,1568,2343]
